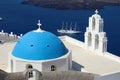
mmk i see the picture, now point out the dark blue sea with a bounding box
[0,0,120,56]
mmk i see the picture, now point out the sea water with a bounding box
[0,0,120,56]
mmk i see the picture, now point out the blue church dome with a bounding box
[12,21,68,60]
[12,31,68,60]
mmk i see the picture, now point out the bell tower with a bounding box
[84,10,107,53]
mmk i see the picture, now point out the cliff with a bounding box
[22,0,120,10]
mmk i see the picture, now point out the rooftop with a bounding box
[0,35,120,75]
[60,36,120,74]
[0,69,97,80]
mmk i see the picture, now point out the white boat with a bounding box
[0,17,2,20]
[57,22,81,34]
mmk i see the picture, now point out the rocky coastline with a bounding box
[22,0,120,10]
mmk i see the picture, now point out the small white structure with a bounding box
[8,20,72,72]
[84,10,107,53]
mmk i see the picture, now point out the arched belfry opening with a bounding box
[88,33,92,47]
[51,65,56,71]
[95,35,99,50]
[92,17,95,30]
[103,42,107,52]
[26,64,33,78]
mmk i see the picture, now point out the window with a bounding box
[51,65,56,71]
[27,65,33,69]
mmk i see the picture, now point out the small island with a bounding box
[22,0,120,10]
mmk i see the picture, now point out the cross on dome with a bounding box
[37,20,42,30]
[95,9,99,14]
[34,20,44,32]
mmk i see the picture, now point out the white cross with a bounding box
[95,9,99,14]
[37,20,42,30]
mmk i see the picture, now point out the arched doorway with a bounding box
[51,65,56,71]
[88,33,92,47]
[95,35,99,50]
[25,69,42,80]
[26,64,33,78]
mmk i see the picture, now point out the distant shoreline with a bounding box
[22,0,120,10]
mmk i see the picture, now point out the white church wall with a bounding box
[11,50,71,72]
[9,56,42,72]
[7,52,13,72]
[12,56,42,72]
[42,58,68,71]
[42,51,71,71]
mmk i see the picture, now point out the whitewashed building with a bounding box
[8,20,72,72]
